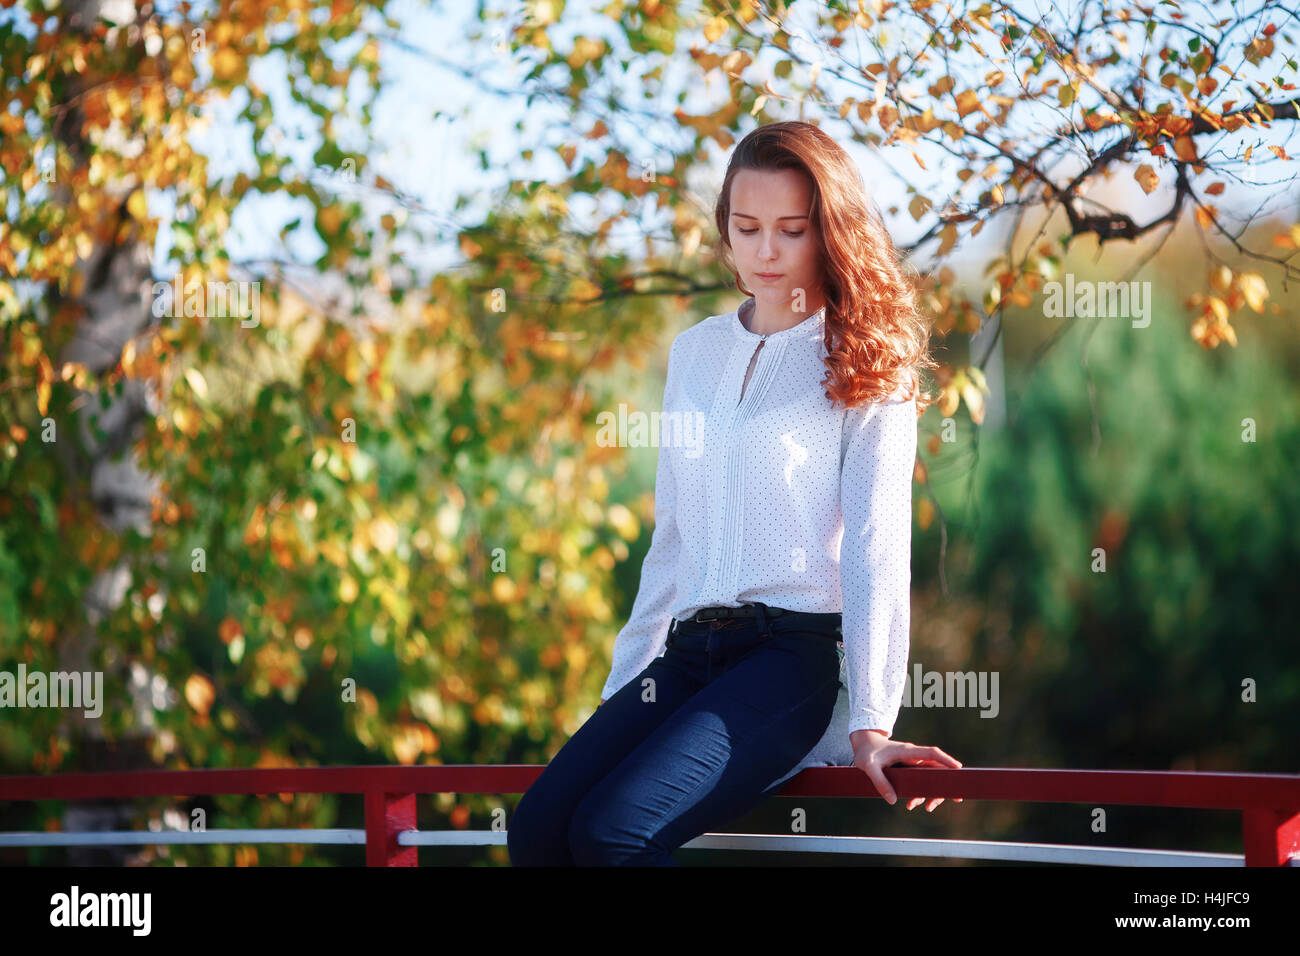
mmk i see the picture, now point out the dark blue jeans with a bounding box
[507,610,842,866]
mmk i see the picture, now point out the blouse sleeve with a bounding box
[600,338,683,701]
[838,390,917,737]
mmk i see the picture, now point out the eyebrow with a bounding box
[731,212,808,220]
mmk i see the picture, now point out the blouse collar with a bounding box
[732,298,826,341]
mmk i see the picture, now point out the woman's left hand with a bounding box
[850,729,963,812]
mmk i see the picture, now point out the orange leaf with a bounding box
[1204,181,1225,195]
[219,617,244,644]
[185,674,215,716]
[916,496,934,531]
[1134,164,1159,194]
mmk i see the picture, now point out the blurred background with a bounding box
[1,0,1296,865]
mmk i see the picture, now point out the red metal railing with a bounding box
[1,764,1297,865]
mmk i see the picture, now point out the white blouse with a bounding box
[600,299,917,742]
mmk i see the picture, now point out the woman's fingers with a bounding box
[921,744,962,768]
[859,741,963,808]
[899,743,962,810]
[860,763,897,805]
[906,796,947,812]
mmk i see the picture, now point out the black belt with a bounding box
[689,603,782,622]
[683,602,841,628]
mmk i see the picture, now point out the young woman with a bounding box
[508,120,961,866]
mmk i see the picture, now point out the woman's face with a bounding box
[727,167,823,314]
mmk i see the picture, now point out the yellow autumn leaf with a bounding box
[184,367,209,400]
[954,89,980,116]
[127,189,148,221]
[318,205,344,235]
[1206,295,1228,323]
[1134,164,1158,194]
[606,502,639,541]
[936,221,958,256]
[211,47,244,82]
[960,378,985,424]
[1272,225,1300,250]
[703,15,728,41]
[1173,135,1198,162]
[1238,272,1268,312]
[491,575,518,602]
[939,383,960,418]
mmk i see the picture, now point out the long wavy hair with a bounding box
[714,120,937,413]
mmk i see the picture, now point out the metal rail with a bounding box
[1,765,1296,865]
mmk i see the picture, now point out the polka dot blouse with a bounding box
[601,298,917,737]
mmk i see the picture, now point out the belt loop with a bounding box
[752,601,770,639]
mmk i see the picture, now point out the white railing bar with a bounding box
[681,834,1243,866]
[0,829,1249,865]
[0,829,366,847]
[400,831,508,846]
[399,830,1243,865]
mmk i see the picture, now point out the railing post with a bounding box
[1242,807,1300,866]
[365,791,418,867]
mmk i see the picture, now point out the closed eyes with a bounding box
[738,229,804,237]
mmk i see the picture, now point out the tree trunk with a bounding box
[51,0,162,866]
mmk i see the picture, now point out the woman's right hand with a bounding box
[850,729,962,811]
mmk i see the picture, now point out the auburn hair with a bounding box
[713,120,938,413]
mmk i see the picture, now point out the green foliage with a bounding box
[925,301,1299,772]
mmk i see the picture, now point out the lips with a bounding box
[756,273,783,280]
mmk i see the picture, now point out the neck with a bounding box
[742,297,824,336]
